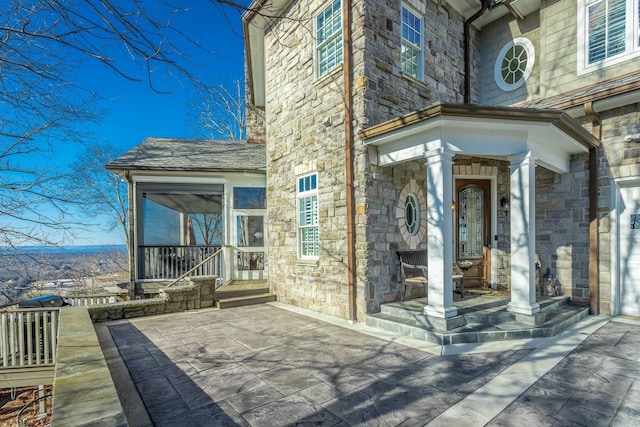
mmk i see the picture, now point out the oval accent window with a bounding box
[405,193,420,236]
[494,37,535,91]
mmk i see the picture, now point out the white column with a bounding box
[507,152,540,315]
[424,147,457,319]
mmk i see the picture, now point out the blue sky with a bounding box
[62,3,246,245]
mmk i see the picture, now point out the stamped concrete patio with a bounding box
[99,302,640,427]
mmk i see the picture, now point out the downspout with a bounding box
[584,102,601,315]
[464,0,491,103]
[343,0,356,323]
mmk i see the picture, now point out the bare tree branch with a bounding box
[188,78,247,140]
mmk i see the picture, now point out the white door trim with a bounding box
[610,177,640,316]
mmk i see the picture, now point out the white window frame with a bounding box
[401,4,424,80]
[315,0,343,78]
[494,37,535,91]
[578,0,640,75]
[297,173,319,259]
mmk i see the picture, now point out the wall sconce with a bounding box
[500,196,509,213]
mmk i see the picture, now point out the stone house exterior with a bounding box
[242,0,639,323]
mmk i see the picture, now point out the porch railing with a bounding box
[139,245,222,281]
[1,308,59,368]
[65,295,118,306]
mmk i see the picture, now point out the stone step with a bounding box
[380,296,572,326]
[366,303,589,345]
[216,293,277,309]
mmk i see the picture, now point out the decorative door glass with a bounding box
[458,185,484,259]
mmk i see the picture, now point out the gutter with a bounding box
[584,102,601,315]
[464,0,491,103]
[343,0,357,323]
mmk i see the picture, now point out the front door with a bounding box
[233,212,267,280]
[455,179,491,287]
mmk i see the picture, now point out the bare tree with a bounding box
[1,1,247,253]
[189,78,247,140]
[67,142,130,249]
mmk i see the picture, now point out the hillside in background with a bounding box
[0,246,128,305]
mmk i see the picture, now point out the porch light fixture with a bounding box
[500,196,509,213]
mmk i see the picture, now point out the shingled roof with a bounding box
[106,138,266,172]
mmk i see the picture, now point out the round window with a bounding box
[405,193,420,236]
[494,37,535,91]
[397,180,426,248]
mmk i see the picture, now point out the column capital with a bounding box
[508,151,537,168]
[424,146,455,165]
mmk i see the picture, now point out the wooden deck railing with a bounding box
[139,245,222,280]
[1,308,59,368]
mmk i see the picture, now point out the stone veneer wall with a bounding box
[535,153,591,304]
[533,105,640,312]
[261,0,473,319]
[359,0,467,129]
[263,0,352,319]
[355,0,469,314]
[597,105,640,314]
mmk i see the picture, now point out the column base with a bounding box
[418,313,466,331]
[423,304,458,319]
[506,301,540,316]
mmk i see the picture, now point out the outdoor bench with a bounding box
[396,250,464,301]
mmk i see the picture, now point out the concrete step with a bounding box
[216,293,276,309]
[215,287,270,299]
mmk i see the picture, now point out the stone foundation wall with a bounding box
[89,277,216,322]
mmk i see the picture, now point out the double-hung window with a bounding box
[401,5,423,80]
[316,0,343,77]
[297,174,319,259]
[578,0,640,73]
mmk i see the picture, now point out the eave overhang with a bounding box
[445,0,541,28]
[105,165,266,174]
[361,103,600,174]
[243,0,292,108]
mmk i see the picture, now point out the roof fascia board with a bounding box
[361,103,599,149]
[365,105,592,171]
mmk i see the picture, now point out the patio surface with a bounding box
[99,302,640,427]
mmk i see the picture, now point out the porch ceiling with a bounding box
[145,193,222,214]
[361,103,600,174]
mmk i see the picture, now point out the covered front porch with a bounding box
[362,103,600,327]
